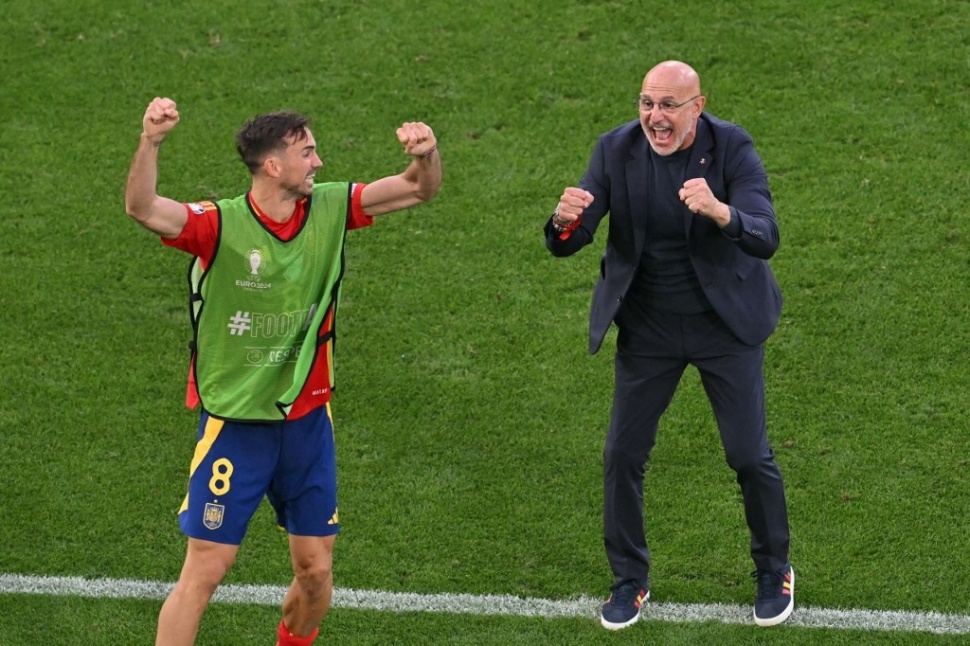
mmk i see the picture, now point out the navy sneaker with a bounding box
[753,563,794,627]
[600,580,649,630]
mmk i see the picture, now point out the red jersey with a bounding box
[164,183,371,418]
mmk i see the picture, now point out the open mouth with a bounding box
[650,125,674,145]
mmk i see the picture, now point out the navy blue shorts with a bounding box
[177,404,339,544]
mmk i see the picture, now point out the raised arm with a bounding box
[360,122,441,216]
[124,97,189,239]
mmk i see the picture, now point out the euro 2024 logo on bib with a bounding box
[247,249,263,276]
[235,249,272,290]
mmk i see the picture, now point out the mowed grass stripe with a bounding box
[2,574,968,635]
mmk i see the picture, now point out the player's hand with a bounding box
[679,178,730,225]
[554,187,594,225]
[142,97,180,143]
[397,122,437,157]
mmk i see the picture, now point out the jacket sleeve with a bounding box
[722,126,780,260]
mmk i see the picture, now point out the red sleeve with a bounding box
[347,182,373,231]
[162,202,219,267]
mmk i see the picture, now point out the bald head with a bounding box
[642,60,701,97]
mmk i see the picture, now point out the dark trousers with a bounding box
[604,308,790,587]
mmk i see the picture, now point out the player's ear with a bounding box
[262,155,281,178]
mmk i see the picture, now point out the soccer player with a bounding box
[125,97,441,646]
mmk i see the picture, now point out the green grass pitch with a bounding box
[1,0,968,643]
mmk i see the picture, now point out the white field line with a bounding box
[2,573,969,635]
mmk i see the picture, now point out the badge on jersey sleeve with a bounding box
[187,201,218,216]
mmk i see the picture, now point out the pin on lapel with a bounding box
[700,157,707,165]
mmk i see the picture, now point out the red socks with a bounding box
[276,619,319,646]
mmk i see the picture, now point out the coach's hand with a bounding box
[554,187,594,227]
[679,178,731,227]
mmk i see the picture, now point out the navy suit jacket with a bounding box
[546,113,782,354]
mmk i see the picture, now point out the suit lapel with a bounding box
[626,134,651,254]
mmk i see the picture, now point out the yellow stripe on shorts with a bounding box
[177,416,225,515]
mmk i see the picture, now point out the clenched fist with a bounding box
[142,97,180,143]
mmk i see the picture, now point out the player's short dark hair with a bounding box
[235,111,311,175]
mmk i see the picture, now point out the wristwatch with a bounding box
[550,210,568,233]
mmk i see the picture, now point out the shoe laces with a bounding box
[752,569,782,600]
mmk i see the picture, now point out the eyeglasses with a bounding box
[634,95,701,114]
